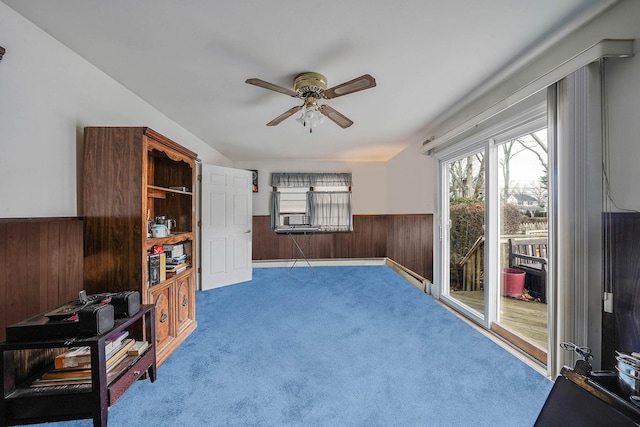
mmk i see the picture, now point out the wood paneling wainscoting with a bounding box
[252,214,433,281]
[0,217,84,342]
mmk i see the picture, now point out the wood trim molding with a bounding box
[0,46,5,62]
[491,322,547,365]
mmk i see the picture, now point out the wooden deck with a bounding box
[450,290,548,350]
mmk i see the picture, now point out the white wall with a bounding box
[234,160,389,215]
[0,3,232,218]
[386,140,435,214]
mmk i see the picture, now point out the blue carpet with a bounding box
[35,266,551,426]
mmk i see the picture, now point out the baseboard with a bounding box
[252,258,387,268]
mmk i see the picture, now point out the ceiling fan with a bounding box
[245,72,376,132]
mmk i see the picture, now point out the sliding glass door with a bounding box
[496,129,549,359]
[437,104,550,365]
[446,150,486,318]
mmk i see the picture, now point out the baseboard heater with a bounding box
[385,258,431,294]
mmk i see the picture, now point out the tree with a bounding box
[500,142,517,201]
[499,130,548,200]
[449,153,485,200]
[527,180,548,211]
[516,131,548,191]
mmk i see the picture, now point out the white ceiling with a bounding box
[3,0,614,161]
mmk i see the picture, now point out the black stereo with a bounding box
[5,290,141,342]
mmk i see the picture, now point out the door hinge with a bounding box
[197,174,202,182]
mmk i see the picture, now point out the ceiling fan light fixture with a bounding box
[296,100,325,133]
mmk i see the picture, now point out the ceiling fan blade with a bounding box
[323,74,376,99]
[246,78,298,97]
[266,105,303,126]
[319,105,353,128]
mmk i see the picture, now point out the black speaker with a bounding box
[109,291,140,318]
[78,303,114,336]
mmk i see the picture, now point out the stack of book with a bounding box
[165,244,188,275]
[148,245,166,285]
[31,332,149,387]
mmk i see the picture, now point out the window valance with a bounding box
[271,172,352,188]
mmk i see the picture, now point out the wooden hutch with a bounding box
[82,127,197,365]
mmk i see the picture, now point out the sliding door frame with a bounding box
[434,99,553,372]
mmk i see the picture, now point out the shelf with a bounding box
[146,232,193,248]
[147,185,193,198]
[1,304,156,427]
[163,266,193,280]
[148,266,192,287]
[7,348,152,400]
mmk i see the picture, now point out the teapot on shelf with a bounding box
[151,223,168,238]
[151,216,177,237]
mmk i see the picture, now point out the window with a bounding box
[278,187,308,217]
[271,173,353,232]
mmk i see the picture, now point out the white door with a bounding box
[200,164,252,290]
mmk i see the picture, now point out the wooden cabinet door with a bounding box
[149,282,174,357]
[176,272,195,335]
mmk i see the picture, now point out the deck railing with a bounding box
[457,234,548,292]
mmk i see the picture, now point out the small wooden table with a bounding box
[1,304,156,427]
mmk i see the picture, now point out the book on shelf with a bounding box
[41,368,94,380]
[35,339,137,386]
[166,254,187,265]
[105,330,129,355]
[163,243,184,258]
[166,262,188,274]
[105,338,135,364]
[149,253,161,284]
[127,340,149,356]
[55,346,91,369]
[160,252,167,281]
[34,362,118,386]
[54,331,130,369]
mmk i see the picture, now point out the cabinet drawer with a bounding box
[109,348,155,405]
